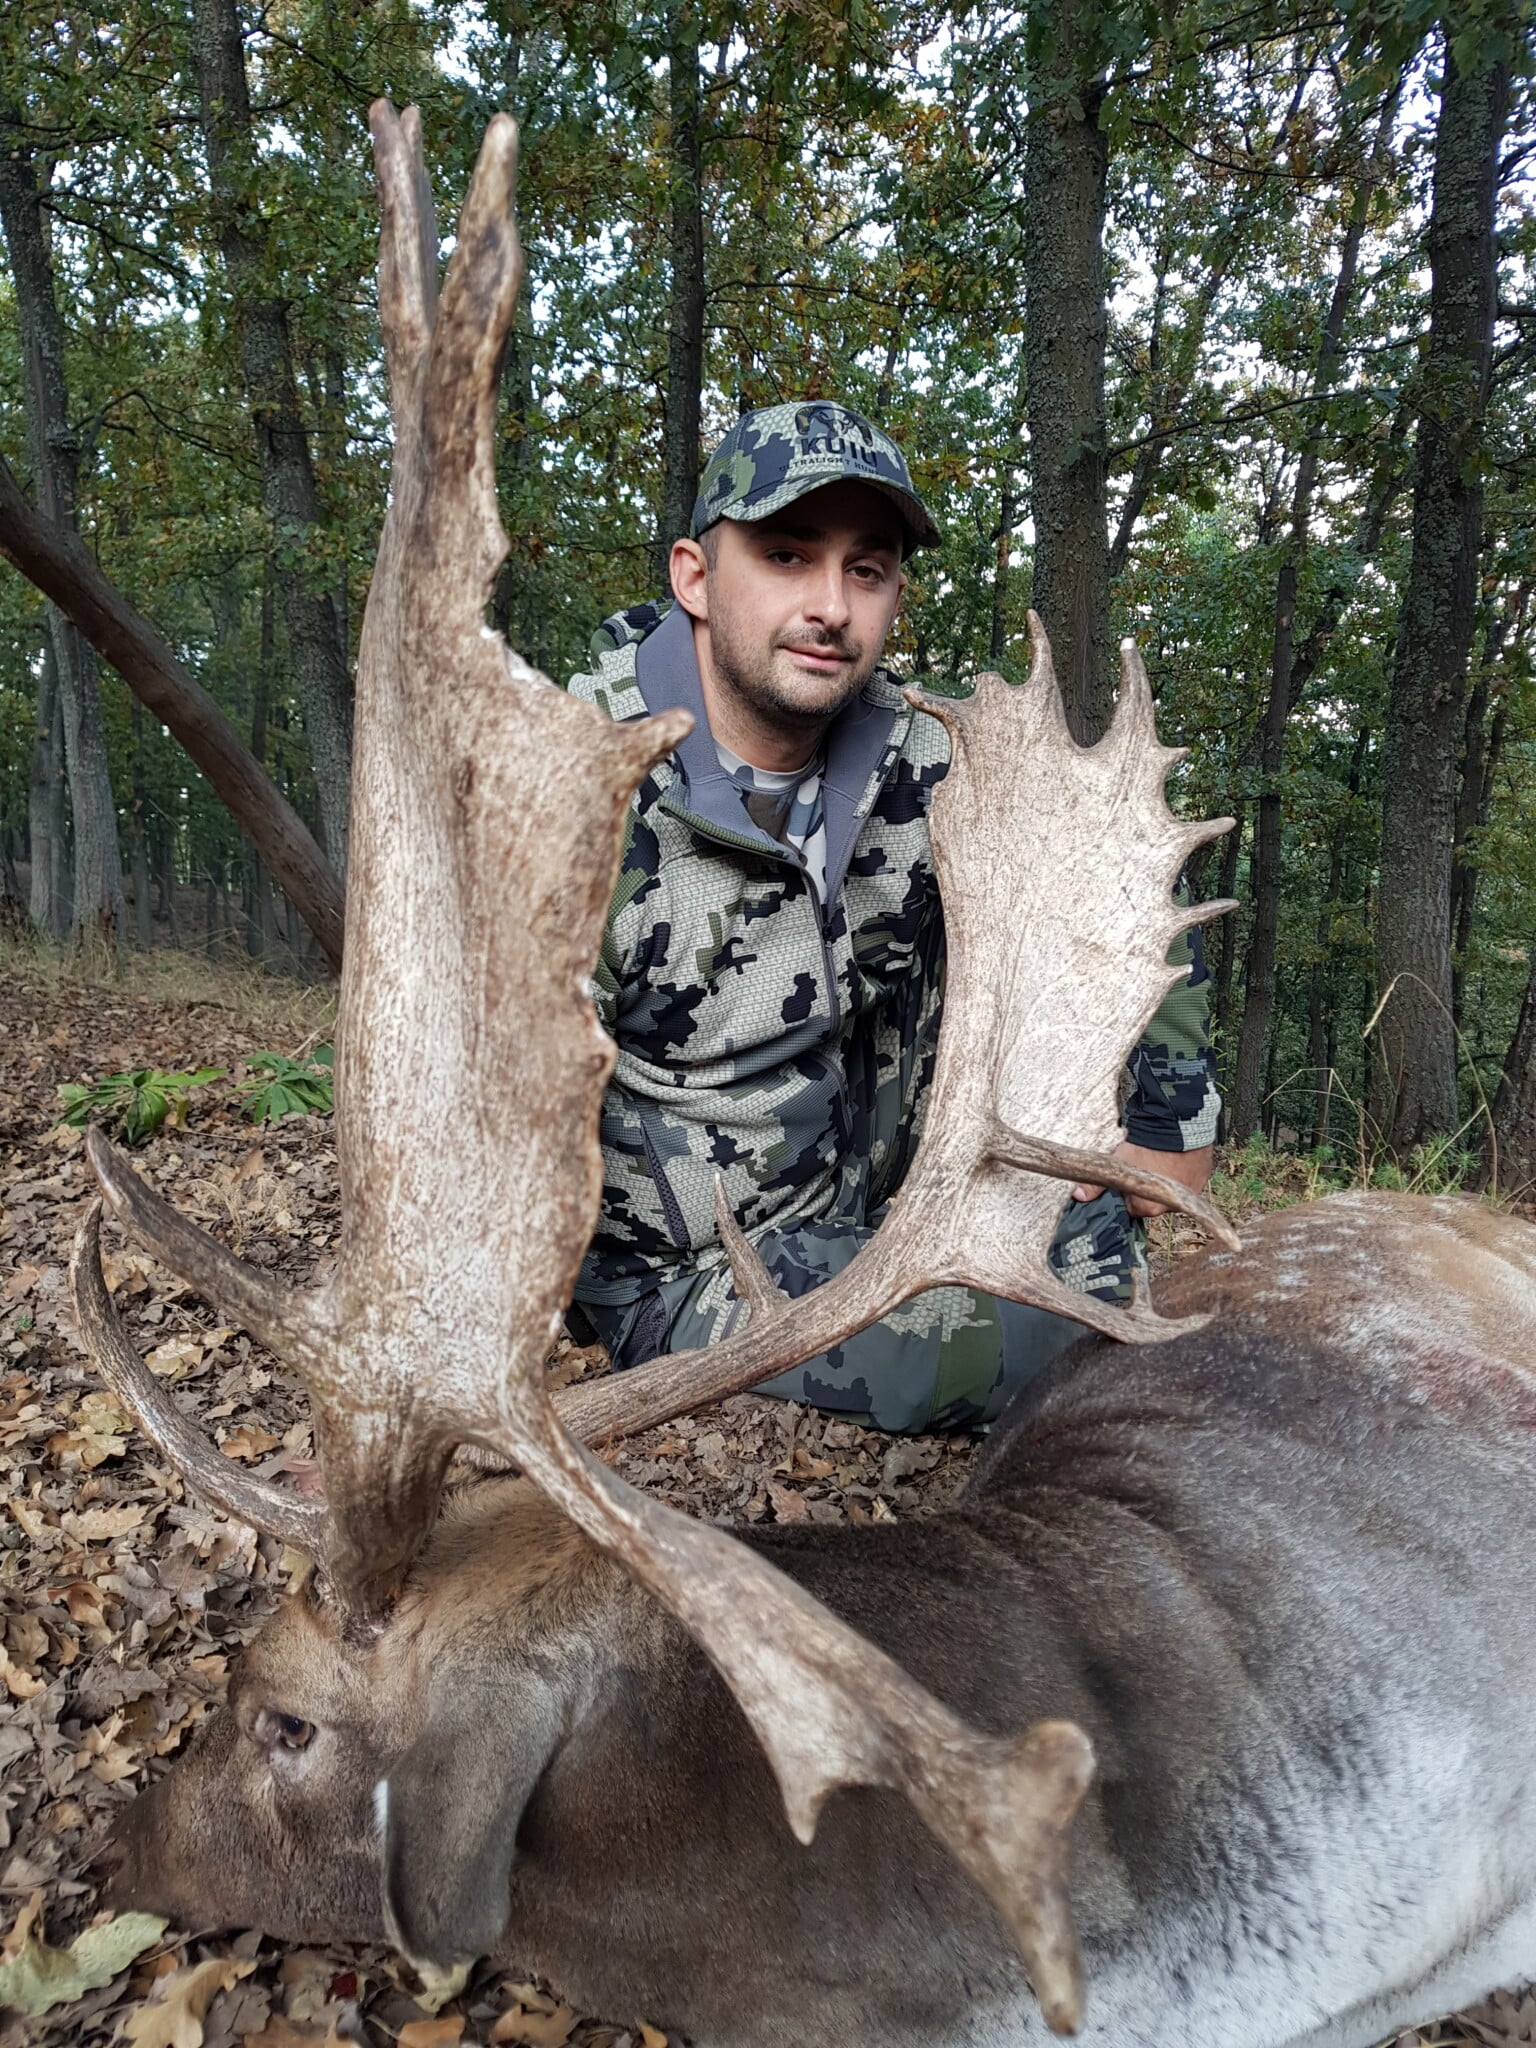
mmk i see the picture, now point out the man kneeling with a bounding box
[565,402,1218,1432]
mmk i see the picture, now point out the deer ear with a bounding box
[379,1679,562,1971]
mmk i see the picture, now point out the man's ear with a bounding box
[669,535,709,619]
[379,1675,562,1972]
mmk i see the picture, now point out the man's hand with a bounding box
[1073,1141,1216,1220]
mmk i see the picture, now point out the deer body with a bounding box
[113,1193,1536,2048]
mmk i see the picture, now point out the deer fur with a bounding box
[110,1190,1536,2048]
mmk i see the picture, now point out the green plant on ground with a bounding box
[237,1046,334,1123]
[1369,1140,1483,1197]
[57,1066,226,1146]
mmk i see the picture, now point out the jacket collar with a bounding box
[632,600,907,904]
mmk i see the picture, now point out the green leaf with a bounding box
[0,1911,168,2016]
[52,1067,225,1147]
[238,1051,334,1122]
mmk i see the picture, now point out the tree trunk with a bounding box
[1227,91,1393,1144]
[491,313,537,639]
[0,109,125,946]
[989,481,1017,666]
[322,345,350,659]
[0,834,22,927]
[1373,29,1511,1151]
[989,361,1028,666]
[1211,808,1246,1053]
[129,699,154,950]
[244,564,275,961]
[0,452,345,969]
[655,0,705,590]
[27,638,69,938]
[1024,3,1111,741]
[1304,723,1370,1146]
[156,826,180,946]
[1451,585,1525,1017]
[1489,942,1536,1196]
[55,615,123,947]
[190,0,353,871]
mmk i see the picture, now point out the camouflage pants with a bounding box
[583,1189,1144,1434]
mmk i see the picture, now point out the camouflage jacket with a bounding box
[566,599,1219,1309]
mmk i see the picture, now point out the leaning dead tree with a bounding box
[0,456,346,972]
[73,106,1238,2033]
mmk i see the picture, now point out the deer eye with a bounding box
[254,1707,316,1753]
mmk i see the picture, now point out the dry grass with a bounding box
[0,932,334,1054]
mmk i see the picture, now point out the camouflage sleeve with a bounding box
[1122,910,1220,1152]
[590,800,661,1036]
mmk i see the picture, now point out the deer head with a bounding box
[72,105,1235,2034]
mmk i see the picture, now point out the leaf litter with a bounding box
[0,966,1526,2047]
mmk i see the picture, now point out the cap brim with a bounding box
[707,473,941,553]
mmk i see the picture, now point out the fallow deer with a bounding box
[69,108,1536,2048]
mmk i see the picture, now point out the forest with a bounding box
[0,0,1533,1187]
[5,11,1536,2048]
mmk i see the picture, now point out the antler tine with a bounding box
[712,1175,788,1322]
[371,100,439,403]
[83,1126,335,1382]
[420,114,522,528]
[70,1200,331,1556]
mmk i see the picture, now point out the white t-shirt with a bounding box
[715,740,828,904]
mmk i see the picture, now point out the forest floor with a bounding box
[0,951,1531,2048]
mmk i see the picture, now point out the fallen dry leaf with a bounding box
[52,1576,110,1632]
[3,1261,46,1302]
[398,2021,465,2047]
[144,1336,204,1379]
[0,1645,45,1700]
[408,1955,471,2014]
[7,1496,51,1539]
[121,1954,256,2048]
[220,1422,281,1461]
[764,1478,809,1524]
[490,2002,577,2046]
[244,2021,348,2048]
[62,1501,148,1542]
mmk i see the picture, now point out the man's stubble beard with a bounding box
[706,583,884,734]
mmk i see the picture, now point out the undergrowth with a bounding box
[0,927,335,1046]
[1217,1131,1489,1217]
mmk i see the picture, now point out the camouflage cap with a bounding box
[690,401,941,553]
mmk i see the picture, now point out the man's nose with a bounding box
[802,558,851,632]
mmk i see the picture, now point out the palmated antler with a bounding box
[71,107,1098,2031]
[560,624,1238,1443]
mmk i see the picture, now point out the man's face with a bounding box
[681,481,907,740]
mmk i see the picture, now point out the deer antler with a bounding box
[559,624,1238,1443]
[72,107,1098,2028]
